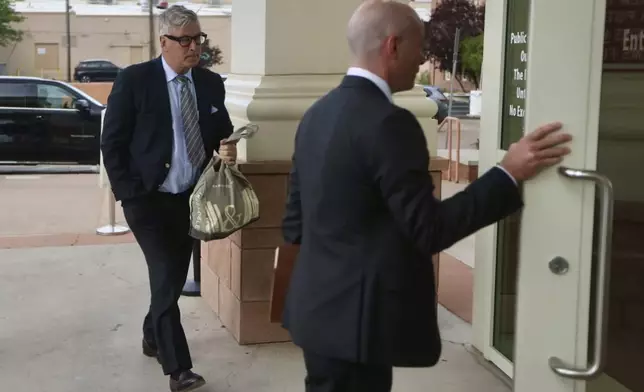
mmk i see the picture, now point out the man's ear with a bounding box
[383,36,399,59]
[159,36,166,51]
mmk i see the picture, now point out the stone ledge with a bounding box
[237,161,291,175]
[430,156,449,171]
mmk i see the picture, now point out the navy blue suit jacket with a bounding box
[101,57,233,201]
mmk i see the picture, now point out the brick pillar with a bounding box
[201,161,292,344]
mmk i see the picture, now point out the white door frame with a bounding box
[473,0,608,388]
[512,0,606,389]
[472,0,517,378]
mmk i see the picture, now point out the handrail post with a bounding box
[96,188,130,236]
[438,116,463,183]
[447,119,453,181]
[96,107,130,236]
[455,119,461,183]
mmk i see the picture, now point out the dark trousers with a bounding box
[303,351,393,392]
[122,190,194,375]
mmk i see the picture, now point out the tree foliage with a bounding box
[460,34,484,89]
[199,38,223,69]
[0,0,24,47]
[424,0,484,90]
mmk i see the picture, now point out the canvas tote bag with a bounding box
[189,124,259,241]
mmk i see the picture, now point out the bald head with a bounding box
[347,0,423,60]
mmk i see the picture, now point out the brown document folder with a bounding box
[269,244,300,323]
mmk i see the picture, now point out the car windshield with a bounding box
[427,86,447,100]
[64,82,104,107]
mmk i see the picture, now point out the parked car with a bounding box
[0,76,105,164]
[423,85,449,124]
[73,59,121,83]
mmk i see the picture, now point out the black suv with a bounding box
[0,77,105,164]
[74,59,121,83]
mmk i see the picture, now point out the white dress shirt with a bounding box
[158,56,201,194]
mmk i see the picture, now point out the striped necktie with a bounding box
[174,75,206,168]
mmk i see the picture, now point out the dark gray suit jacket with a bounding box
[282,75,522,367]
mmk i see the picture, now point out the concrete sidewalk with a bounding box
[0,243,509,392]
[0,173,135,248]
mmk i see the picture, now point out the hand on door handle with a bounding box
[548,167,614,380]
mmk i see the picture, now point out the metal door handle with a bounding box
[548,167,614,380]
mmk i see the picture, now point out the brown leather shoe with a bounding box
[169,370,206,392]
[142,339,162,364]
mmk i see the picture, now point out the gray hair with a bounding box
[159,5,199,35]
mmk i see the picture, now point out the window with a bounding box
[80,62,101,69]
[0,82,27,108]
[28,84,77,109]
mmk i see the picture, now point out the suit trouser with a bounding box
[303,351,393,392]
[122,190,194,375]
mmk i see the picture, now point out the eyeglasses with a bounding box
[164,33,208,47]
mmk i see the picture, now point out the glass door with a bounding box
[474,0,530,376]
[513,0,644,391]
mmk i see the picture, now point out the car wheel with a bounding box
[81,76,91,83]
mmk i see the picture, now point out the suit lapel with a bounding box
[153,57,173,129]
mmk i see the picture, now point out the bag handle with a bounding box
[222,123,259,144]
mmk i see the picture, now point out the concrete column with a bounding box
[201,0,438,345]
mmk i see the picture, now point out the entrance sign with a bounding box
[604,0,644,68]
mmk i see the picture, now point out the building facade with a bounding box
[0,1,231,79]
[4,1,472,90]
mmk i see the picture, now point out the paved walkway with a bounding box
[0,173,134,248]
[0,140,507,392]
[1,243,509,392]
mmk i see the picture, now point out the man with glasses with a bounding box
[101,5,235,392]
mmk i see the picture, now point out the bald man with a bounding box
[281,1,571,391]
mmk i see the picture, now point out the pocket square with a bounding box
[210,105,219,114]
